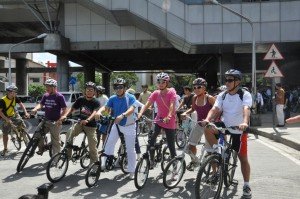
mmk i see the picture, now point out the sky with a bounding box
[32,52,79,66]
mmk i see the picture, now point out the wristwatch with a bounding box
[122,113,126,118]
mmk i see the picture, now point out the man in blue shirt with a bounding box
[96,78,136,180]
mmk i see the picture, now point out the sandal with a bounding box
[1,149,8,156]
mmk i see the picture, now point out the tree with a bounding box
[28,83,45,99]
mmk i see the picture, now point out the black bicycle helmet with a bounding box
[6,85,18,92]
[192,78,207,87]
[113,78,127,86]
[225,69,242,80]
[85,81,96,89]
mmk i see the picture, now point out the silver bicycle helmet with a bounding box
[192,78,207,87]
[113,78,127,86]
[225,69,242,80]
[85,81,96,89]
[6,85,18,92]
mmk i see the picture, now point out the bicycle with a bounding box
[194,123,249,199]
[8,121,30,151]
[134,116,171,190]
[163,116,209,189]
[46,118,90,183]
[137,115,152,136]
[16,116,65,173]
[175,115,193,149]
[85,116,128,188]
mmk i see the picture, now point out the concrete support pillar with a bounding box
[102,72,111,96]
[15,58,28,95]
[56,55,70,92]
[219,53,234,85]
[84,65,95,83]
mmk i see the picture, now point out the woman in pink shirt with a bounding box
[138,72,177,168]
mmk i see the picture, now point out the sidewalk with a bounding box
[0,113,299,151]
[250,112,300,151]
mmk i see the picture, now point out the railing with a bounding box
[178,0,296,5]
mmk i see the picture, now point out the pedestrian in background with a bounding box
[275,83,285,127]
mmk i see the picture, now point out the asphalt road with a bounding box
[0,120,300,199]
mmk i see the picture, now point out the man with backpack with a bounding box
[0,85,30,156]
[201,69,253,198]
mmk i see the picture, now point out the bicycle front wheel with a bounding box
[80,146,90,169]
[224,149,238,187]
[175,129,186,149]
[85,162,101,188]
[163,157,186,189]
[120,155,128,174]
[161,145,171,171]
[195,154,223,199]
[46,152,69,183]
[134,156,150,189]
[17,139,38,172]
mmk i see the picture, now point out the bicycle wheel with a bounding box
[80,146,90,169]
[46,152,69,183]
[161,145,171,171]
[11,131,21,151]
[163,157,186,189]
[175,129,186,149]
[17,139,38,172]
[85,162,101,188]
[134,156,150,189]
[224,149,238,187]
[195,154,223,199]
[120,155,128,174]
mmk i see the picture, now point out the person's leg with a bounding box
[1,122,10,155]
[66,123,82,158]
[149,124,161,163]
[83,126,98,164]
[164,128,176,159]
[47,122,62,156]
[276,104,285,126]
[120,124,136,173]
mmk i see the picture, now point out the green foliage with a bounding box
[28,83,45,98]
[170,74,196,95]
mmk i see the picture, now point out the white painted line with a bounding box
[256,139,300,166]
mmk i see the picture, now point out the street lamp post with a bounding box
[8,33,48,85]
[210,0,257,112]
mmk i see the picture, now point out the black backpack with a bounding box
[221,88,245,101]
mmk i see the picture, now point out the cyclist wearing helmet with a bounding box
[201,69,253,198]
[181,78,215,171]
[96,78,137,180]
[95,85,109,147]
[61,81,100,165]
[138,72,177,171]
[0,85,30,156]
[31,78,67,156]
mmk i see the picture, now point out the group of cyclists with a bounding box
[0,68,253,198]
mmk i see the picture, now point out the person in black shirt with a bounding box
[176,86,194,126]
[61,82,100,165]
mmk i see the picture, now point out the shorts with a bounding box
[188,123,213,151]
[2,114,26,135]
[214,122,248,157]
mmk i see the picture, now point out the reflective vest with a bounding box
[1,96,16,117]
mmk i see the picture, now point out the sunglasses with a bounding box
[225,79,235,83]
[114,85,125,90]
[157,80,166,84]
[193,86,203,90]
[86,88,95,92]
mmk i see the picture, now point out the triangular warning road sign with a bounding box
[263,44,284,60]
[265,61,283,77]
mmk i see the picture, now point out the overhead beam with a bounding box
[0,67,83,73]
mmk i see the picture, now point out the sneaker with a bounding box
[128,173,134,180]
[1,149,8,156]
[243,185,252,198]
[186,161,196,171]
[36,149,44,156]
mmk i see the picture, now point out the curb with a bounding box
[250,128,300,151]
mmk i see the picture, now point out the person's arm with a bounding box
[286,115,300,124]
[31,103,42,115]
[138,100,152,119]
[18,102,30,118]
[0,109,11,123]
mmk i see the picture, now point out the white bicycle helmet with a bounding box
[225,69,242,80]
[156,72,170,82]
[44,79,57,87]
[192,78,207,87]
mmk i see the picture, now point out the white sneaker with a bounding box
[129,173,134,180]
